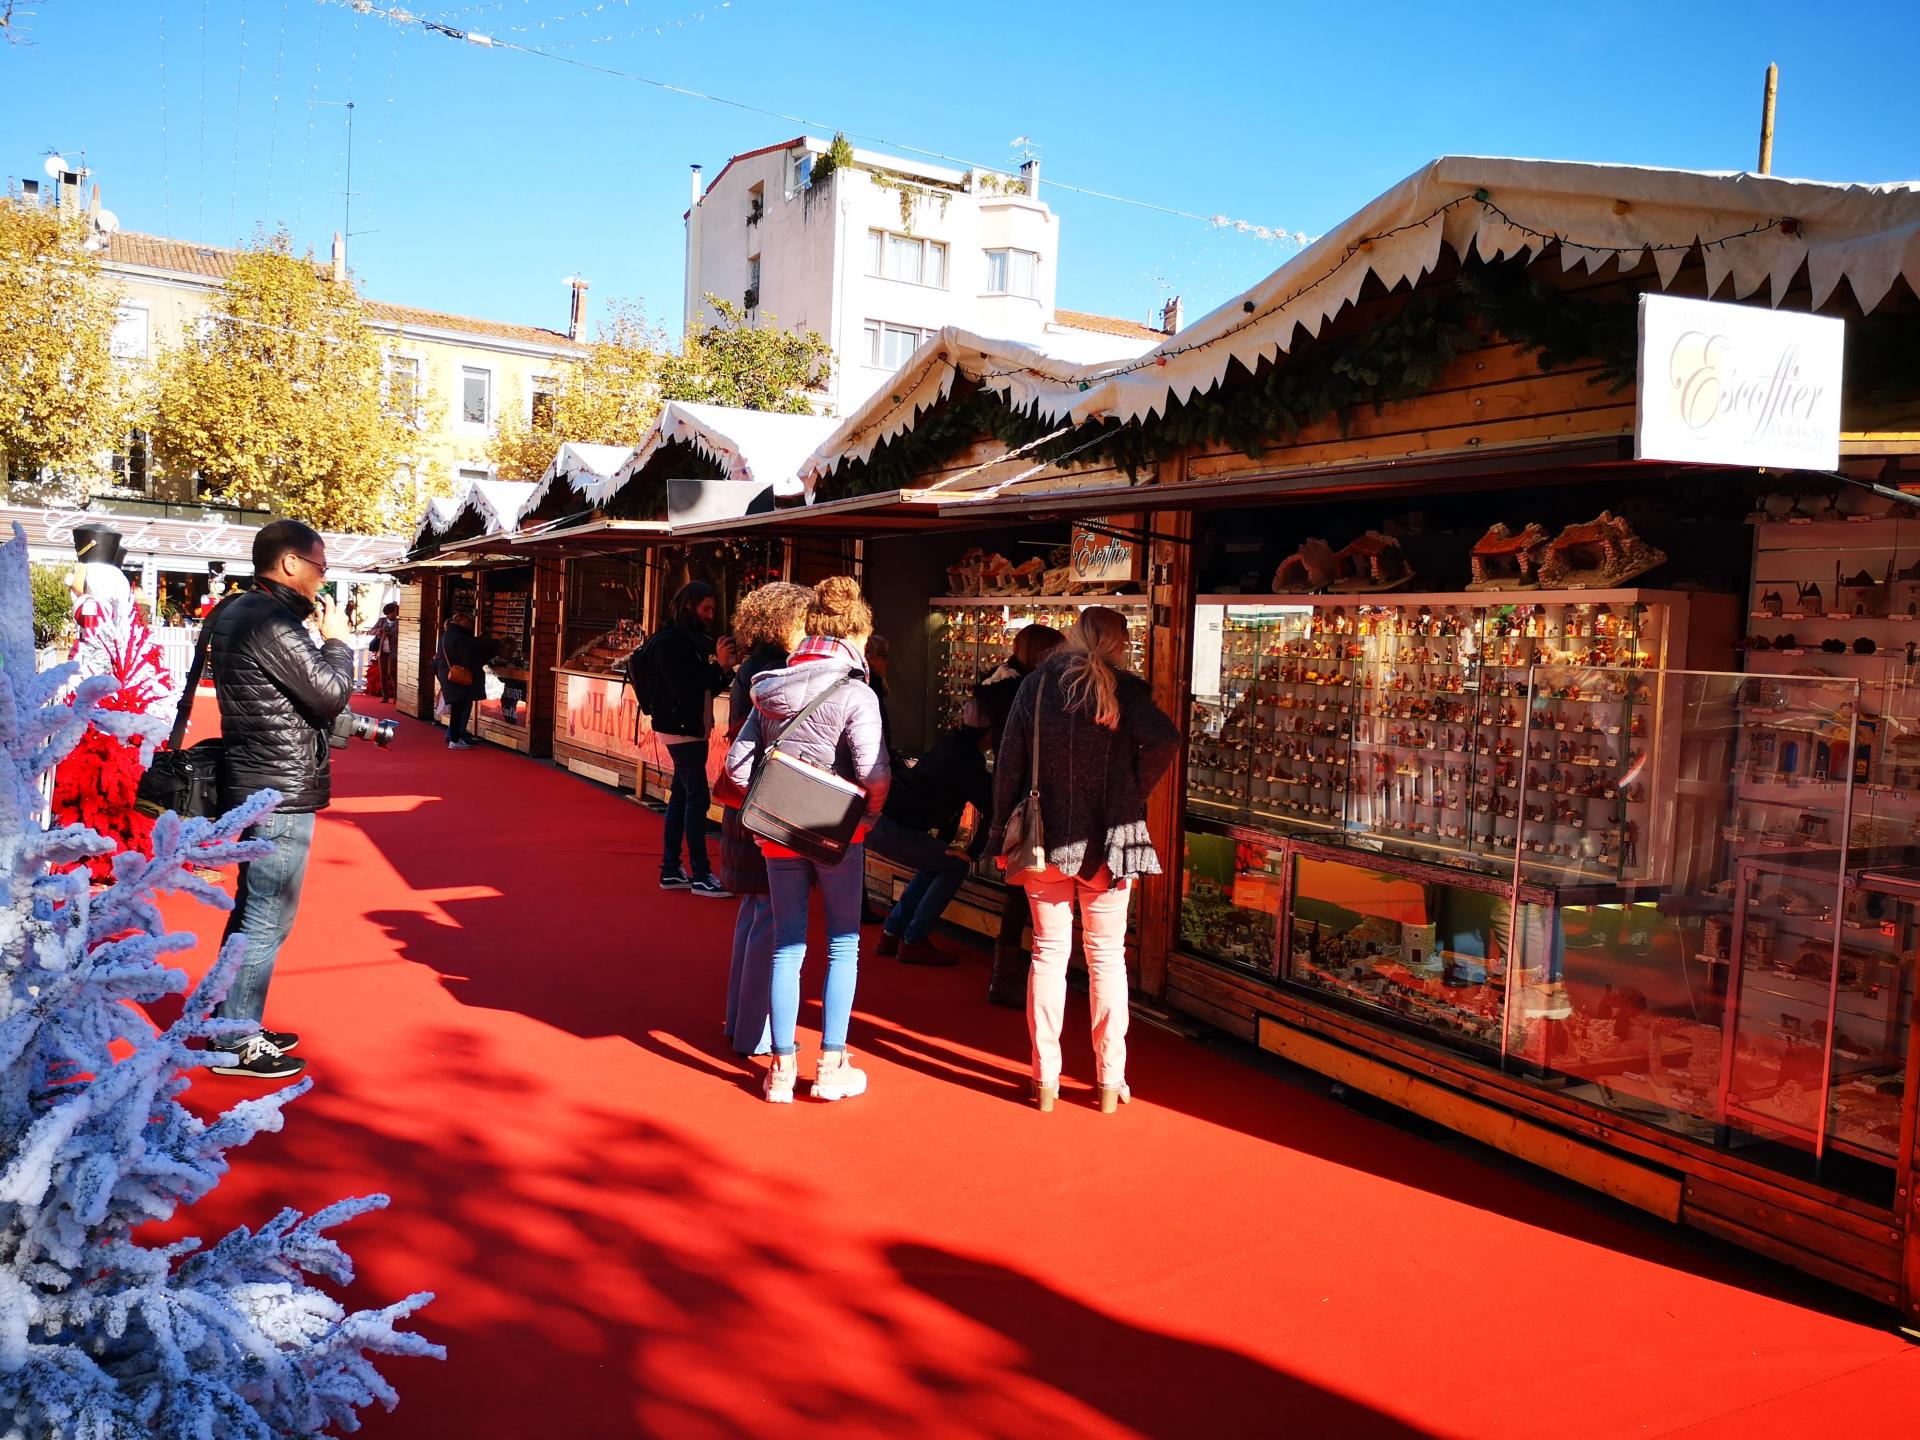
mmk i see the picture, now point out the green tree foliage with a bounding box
[664,296,833,415]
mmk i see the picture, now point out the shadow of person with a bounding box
[886,1241,1432,1438]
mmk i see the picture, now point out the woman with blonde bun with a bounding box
[724,576,891,1104]
[987,607,1177,1113]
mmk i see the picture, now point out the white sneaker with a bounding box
[763,1053,797,1104]
[447,740,474,750]
[811,1050,868,1102]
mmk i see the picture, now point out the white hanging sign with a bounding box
[1635,294,1844,470]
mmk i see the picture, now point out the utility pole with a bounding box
[343,102,356,269]
[1757,63,1778,175]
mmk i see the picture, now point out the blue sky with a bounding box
[3,0,1917,343]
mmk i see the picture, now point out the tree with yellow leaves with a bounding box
[150,232,413,534]
[0,196,131,502]
[488,302,667,483]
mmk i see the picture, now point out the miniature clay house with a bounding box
[1537,511,1667,590]
[1467,522,1551,591]
[1837,564,1890,618]
[1329,531,1415,593]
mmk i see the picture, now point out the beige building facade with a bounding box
[70,227,590,509]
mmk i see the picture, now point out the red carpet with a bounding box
[142,702,1918,1438]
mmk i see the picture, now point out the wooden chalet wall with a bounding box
[529,558,566,758]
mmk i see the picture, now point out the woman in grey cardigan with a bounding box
[988,607,1178,1113]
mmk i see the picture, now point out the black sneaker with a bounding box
[207,1035,307,1080]
[262,1029,300,1053]
[660,869,692,890]
[690,877,732,899]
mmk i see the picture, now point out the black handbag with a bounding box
[740,675,868,866]
[135,598,231,820]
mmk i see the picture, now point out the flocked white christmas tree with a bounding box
[0,525,441,1437]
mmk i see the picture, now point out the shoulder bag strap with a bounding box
[169,593,237,751]
[1027,678,1043,797]
[768,673,853,751]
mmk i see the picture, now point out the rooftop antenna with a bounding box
[1009,135,1041,166]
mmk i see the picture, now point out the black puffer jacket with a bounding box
[209,579,356,814]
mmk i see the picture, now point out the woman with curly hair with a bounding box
[719,580,814,1057]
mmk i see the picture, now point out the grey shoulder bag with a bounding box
[740,675,867,866]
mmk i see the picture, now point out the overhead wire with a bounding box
[321,0,1313,248]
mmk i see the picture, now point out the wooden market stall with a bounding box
[780,155,1920,1317]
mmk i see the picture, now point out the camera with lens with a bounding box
[328,708,398,749]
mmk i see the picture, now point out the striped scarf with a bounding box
[789,634,868,674]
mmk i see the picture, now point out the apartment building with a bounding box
[683,137,1168,416]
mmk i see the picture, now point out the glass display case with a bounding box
[1180,824,1285,972]
[1188,591,1684,875]
[1497,666,1917,1191]
[928,597,1149,735]
[1284,841,1525,1051]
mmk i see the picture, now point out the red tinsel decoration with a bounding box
[51,595,174,881]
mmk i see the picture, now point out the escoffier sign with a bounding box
[1635,294,1844,470]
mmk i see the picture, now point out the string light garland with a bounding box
[228,0,250,242]
[263,0,291,218]
[825,190,1806,481]
[321,0,1309,246]
[158,1,173,235]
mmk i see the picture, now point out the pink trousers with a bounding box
[1021,865,1132,1088]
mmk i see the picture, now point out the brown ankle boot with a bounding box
[987,946,1028,1008]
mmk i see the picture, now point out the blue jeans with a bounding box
[726,893,774,1055]
[661,740,712,880]
[868,816,970,943]
[766,844,865,1057]
[216,809,317,1031]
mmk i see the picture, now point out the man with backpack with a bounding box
[631,581,736,897]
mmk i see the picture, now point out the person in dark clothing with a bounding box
[718,582,814,1056]
[635,580,737,897]
[965,623,1066,1006]
[369,601,400,702]
[206,518,356,1081]
[868,725,993,966]
[434,609,496,749]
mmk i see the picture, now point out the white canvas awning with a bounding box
[409,490,466,550]
[449,479,536,538]
[574,402,839,518]
[807,156,1920,480]
[517,442,639,525]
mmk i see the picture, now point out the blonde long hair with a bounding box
[1057,606,1131,729]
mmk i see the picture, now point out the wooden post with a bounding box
[1758,63,1778,175]
[1137,493,1195,1001]
[528,557,566,758]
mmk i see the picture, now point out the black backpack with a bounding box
[625,633,664,718]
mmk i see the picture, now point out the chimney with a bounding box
[1020,157,1041,197]
[330,232,346,285]
[1160,295,1184,334]
[690,163,703,208]
[568,276,590,341]
[89,183,101,223]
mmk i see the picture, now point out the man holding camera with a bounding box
[206,520,355,1080]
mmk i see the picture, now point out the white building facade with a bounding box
[684,137,1164,417]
